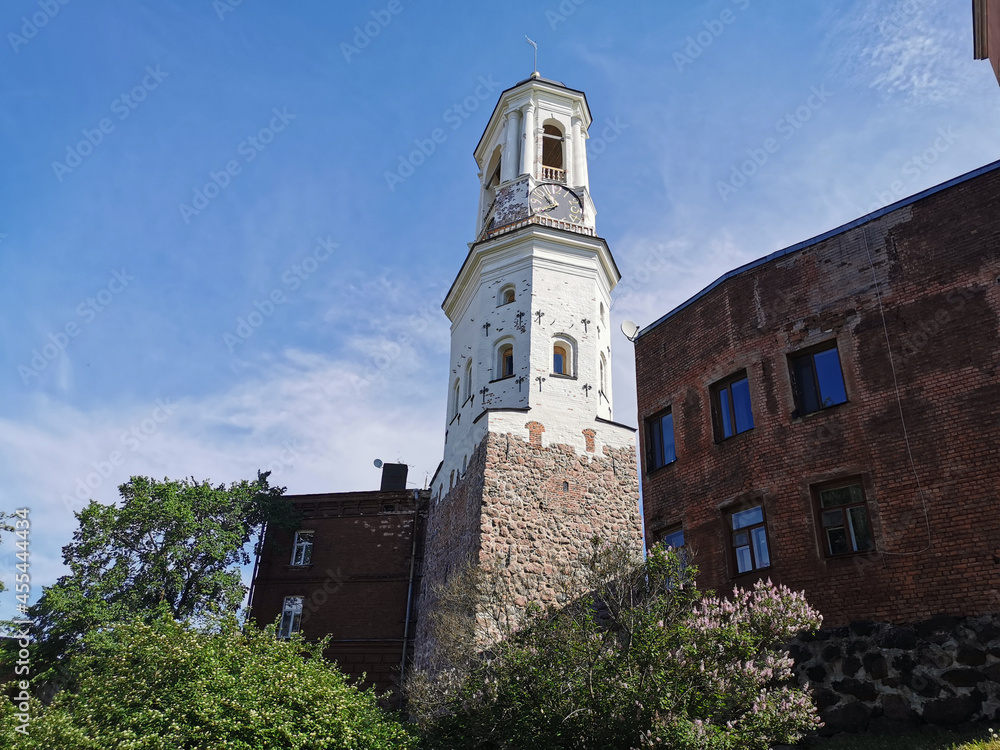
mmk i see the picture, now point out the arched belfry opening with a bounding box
[541,123,565,182]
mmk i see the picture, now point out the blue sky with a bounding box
[1,0,998,614]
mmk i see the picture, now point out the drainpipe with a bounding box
[246,521,266,621]
[399,490,421,709]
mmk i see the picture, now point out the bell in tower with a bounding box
[415,73,643,672]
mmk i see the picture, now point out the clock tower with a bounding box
[416,73,643,669]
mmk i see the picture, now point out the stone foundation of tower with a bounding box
[414,421,642,671]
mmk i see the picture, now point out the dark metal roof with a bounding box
[636,158,1000,339]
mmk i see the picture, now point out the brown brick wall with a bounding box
[636,164,1000,627]
[249,489,428,701]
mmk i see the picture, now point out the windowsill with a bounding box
[714,427,755,445]
[822,549,876,563]
[550,372,576,379]
[645,459,677,477]
[489,375,515,384]
[449,413,460,425]
[462,395,474,407]
[791,400,850,421]
[287,564,314,570]
[497,301,515,308]
[730,565,771,580]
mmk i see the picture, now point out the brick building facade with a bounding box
[635,159,1000,628]
[249,466,428,704]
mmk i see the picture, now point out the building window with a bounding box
[645,410,676,471]
[712,371,754,440]
[541,123,565,181]
[659,525,684,550]
[551,336,576,377]
[278,596,303,638]
[452,379,462,416]
[790,342,848,415]
[499,285,515,306]
[814,480,874,556]
[599,354,607,396]
[290,531,314,566]
[729,505,770,574]
[497,343,514,379]
[464,359,473,400]
[553,344,568,375]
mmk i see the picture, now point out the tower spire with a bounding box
[525,36,538,77]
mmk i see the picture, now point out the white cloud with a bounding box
[0,347,446,616]
[831,0,973,105]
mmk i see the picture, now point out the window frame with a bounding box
[711,370,755,441]
[278,595,304,639]
[726,503,771,576]
[789,340,848,417]
[498,284,515,307]
[550,335,577,379]
[645,408,677,472]
[496,343,514,380]
[290,530,314,566]
[812,478,875,558]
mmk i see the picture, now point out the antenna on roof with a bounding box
[525,36,538,77]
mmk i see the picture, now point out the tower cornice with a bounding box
[442,223,620,323]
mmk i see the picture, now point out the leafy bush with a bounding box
[0,615,416,749]
[408,539,822,750]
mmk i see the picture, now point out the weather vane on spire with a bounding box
[525,36,538,76]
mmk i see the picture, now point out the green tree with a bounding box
[408,539,822,750]
[13,473,299,680]
[0,511,15,593]
[0,615,416,749]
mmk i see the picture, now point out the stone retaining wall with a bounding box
[789,614,1000,735]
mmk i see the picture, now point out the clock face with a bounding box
[529,183,584,224]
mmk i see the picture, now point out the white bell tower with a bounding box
[417,74,642,670]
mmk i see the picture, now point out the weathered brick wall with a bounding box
[250,489,427,701]
[415,425,643,669]
[636,164,1000,627]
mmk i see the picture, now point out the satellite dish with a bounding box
[373,458,383,469]
[620,320,639,341]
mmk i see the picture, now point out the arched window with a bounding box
[542,123,564,181]
[553,345,569,375]
[497,343,514,379]
[600,354,607,394]
[452,379,461,417]
[498,284,515,306]
[464,360,473,400]
[551,336,576,377]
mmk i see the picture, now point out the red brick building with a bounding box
[635,160,1000,628]
[975,0,1000,84]
[248,464,428,703]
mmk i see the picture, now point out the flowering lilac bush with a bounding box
[410,539,822,750]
